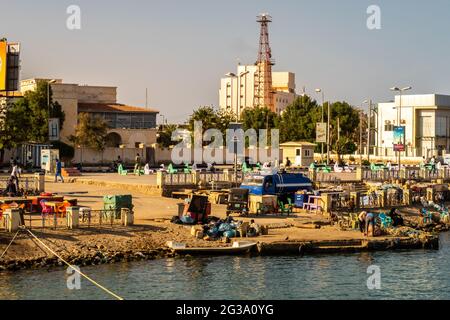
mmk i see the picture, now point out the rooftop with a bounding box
[280,141,317,147]
[78,103,159,114]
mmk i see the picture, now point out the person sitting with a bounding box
[388,208,404,227]
[144,163,152,175]
[285,157,292,168]
[247,219,261,237]
[5,177,17,197]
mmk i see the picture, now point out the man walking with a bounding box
[55,159,64,183]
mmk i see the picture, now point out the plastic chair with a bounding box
[278,200,293,216]
[118,164,128,176]
[168,164,178,174]
[421,208,433,224]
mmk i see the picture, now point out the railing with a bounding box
[162,173,194,186]
[0,177,38,195]
[19,209,124,230]
[160,171,244,187]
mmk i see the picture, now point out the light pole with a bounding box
[47,79,57,147]
[363,99,373,163]
[390,86,412,170]
[315,89,325,162]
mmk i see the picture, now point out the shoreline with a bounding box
[0,226,441,272]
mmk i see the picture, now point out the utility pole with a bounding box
[327,101,331,165]
[359,109,363,167]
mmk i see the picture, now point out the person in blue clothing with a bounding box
[55,159,64,183]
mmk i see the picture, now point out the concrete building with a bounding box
[219,65,297,116]
[20,79,159,164]
[376,94,450,158]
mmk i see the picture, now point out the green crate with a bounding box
[103,195,133,210]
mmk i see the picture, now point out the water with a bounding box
[2,233,450,300]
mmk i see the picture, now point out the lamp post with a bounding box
[315,89,325,162]
[390,86,412,170]
[46,79,57,147]
[363,99,373,163]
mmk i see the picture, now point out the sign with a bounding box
[0,41,6,91]
[316,122,327,143]
[6,43,20,91]
[393,126,405,152]
[48,118,60,141]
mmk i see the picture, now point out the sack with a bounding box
[223,230,236,239]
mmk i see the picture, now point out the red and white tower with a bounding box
[253,13,275,111]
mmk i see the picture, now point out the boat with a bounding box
[167,241,257,255]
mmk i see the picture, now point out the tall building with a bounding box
[219,66,297,116]
[376,94,450,158]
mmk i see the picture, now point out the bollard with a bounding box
[403,188,412,206]
[320,193,333,215]
[121,208,134,226]
[66,206,80,229]
[350,192,360,210]
[426,188,435,203]
[156,171,165,188]
[34,172,45,193]
[355,167,363,181]
[4,209,21,232]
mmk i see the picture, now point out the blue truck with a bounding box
[240,172,313,197]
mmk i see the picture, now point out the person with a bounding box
[285,157,292,168]
[144,162,152,175]
[386,161,392,171]
[388,208,404,227]
[358,211,367,234]
[10,160,20,192]
[365,212,376,237]
[54,159,64,183]
[135,153,142,175]
[5,177,17,197]
[431,156,436,174]
[247,219,261,237]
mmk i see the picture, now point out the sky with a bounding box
[2,0,450,123]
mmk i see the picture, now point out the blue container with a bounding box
[295,193,309,208]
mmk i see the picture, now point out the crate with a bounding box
[103,195,133,211]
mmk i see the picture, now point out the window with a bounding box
[385,124,394,132]
[304,149,311,157]
[296,149,301,156]
[436,117,447,137]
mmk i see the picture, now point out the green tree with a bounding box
[329,101,360,148]
[21,81,65,143]
[157,124,178,148]
[241,107,279,132]
[279,95,321,143]
[69,113,108,151]
[334,137,357,163]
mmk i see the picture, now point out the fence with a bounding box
[158,171,243,188]
[18,209,124,230]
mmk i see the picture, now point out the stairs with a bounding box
[62,167,82,177]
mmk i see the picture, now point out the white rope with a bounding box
[23,227,124,300]
[0,229,21,260]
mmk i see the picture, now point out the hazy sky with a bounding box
[2,0,450,123]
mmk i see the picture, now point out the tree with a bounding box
[22,81,65,143]
[241,107,279,132]
[157,124,178,148]
[279,95,321,144]
[329,101,360,149]
[334,137,357,163]
[69,113,108,151]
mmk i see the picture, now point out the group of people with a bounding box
[357,208,404,237]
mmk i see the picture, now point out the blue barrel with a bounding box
[295,193,308,208]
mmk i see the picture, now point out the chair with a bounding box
[377,213,393,229]
[278,200,293,216]
[40,199,53,216]
[421,208,433,224]
[183,164,192,174]
[168,164,178,174]
[118,164,128,176]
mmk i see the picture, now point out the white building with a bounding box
[219,64,297,116]
[376,94,450,158]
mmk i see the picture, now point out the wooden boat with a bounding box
[167,241,257,255]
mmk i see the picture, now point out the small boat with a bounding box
[167,241,257,255]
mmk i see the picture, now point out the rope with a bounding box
[23,227,124,300]
[0,229,21,260]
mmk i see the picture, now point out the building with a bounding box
[376,94,450,158]
[280,141,316,167]
[20,78,159,164]
[219,65,297,116]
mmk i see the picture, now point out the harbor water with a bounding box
[1,233,450,300]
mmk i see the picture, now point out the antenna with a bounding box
[253,13,275,111]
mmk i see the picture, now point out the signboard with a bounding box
[0,41,6,91]
[6,43,20,91]
[48,118,60,141]
[393,126,405,152]
[316,122,327,143]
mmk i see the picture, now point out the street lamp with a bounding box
[363,99,373,163]
[390,86,412,170]
[315,89,325,162]
[47,79,57,147]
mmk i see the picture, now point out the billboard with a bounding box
[316,122,327,143]
[393,126,405,152]
[0,41,6,91]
